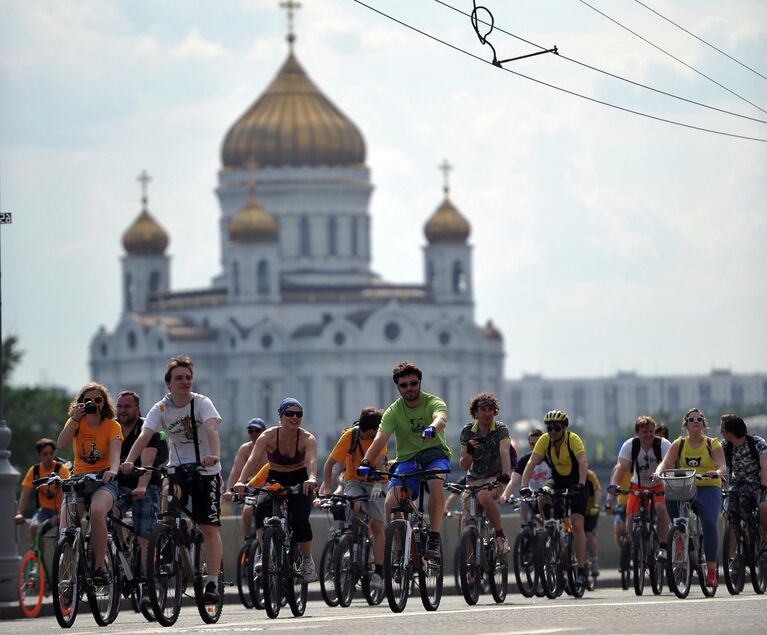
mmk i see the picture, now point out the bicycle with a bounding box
[447,479,508,605]
[364,467,450,613]
[316,495,344,607]
[230,491,261,610]
[613,486,665,596]
[535,486,586,599]
[144,464,225,626]
[16,515,57,618]
[722,479,767,595]
[49,472,121,628]
[605,501,633,591]
[658,469,716,598]
[512,492,545,598]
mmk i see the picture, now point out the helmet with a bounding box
[543,410,569,426]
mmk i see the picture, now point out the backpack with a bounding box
[347,423,362,458]
[677,436,713,468]
[723,435,761,473]
[33,461,64,507]
[630,437,662,476]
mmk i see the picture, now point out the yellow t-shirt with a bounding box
[21,461,71,511]
[586,470,601,509]
[70,418,123,474]
[675,436,722,487]
[532,430,586,481]
[616,471,632,506]
[328,428,387,482]
[247,463,270,488]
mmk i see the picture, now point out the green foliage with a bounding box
[2,334,23,384]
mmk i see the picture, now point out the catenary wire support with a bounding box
[471,2,557,67]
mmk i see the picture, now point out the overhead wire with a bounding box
[577,0,767,116]
[633,0,767,82]
[348,0,767,143]
[433,0,767,126]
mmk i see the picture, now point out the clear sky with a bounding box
[2,0,766,393]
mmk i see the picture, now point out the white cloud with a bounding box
[171,28,228,60]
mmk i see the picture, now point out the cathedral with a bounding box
[89,16,504,457]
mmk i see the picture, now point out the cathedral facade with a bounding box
[89,34,504,457]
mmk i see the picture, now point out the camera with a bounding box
[83,398,98,415]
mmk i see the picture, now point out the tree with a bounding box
[2,334,23,385]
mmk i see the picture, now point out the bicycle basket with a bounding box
[658,469,697,501]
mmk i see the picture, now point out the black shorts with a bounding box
[546,477,587,517]
[584,512,599,533]
[170,467,222,526]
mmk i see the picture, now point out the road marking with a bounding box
[476,629,585,635]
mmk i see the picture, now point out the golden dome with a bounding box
[122,209,169,256]
[221,52,366,168]
[424,197,470,244]
[228,193,278,243]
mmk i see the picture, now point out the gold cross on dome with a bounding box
[438,159,453,197]
[280,0,302,48]
[137,170,152,210]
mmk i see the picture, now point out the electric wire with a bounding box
[348,0,767,143]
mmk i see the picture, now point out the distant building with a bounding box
[506,369,767,436]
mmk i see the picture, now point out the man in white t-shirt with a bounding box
[121,355,224,605]
[500,428,551,521]
[607,415,672,558]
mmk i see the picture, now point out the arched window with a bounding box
[351,216,359,256]
[452,261,467,294]
[328,216,338,256]
[232,260,240,296]
[124,272,133,311]
[300,217,311,255]
[257,260,270,294]
[149,270,161,292]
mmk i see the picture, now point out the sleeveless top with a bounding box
[266,428,306,466]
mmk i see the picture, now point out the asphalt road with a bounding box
[4,585,766,634]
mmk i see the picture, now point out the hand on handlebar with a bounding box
[357,459,372,477]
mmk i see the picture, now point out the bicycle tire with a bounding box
[87,535,121,626]
[536,528,561,599]
[488,540,508,603]
[632,525,646,596]
[666,526,691,599]
[146,524,183,627]
[192,530,224,623]
[52,533,80,628]
[384,519,410,613]
[262,527,283,618]
[458,526,480,605]
[319,539,339,607]
[565,534,584,598]
[361,542,384,606]
[513,530,536,597]
[696,531,717,597]
[334,534,355,607]
[648,531,664,596]
[236,543,254,608]
[452,544,462,595]
[18,550,45,618]
[285,541,308,617]
[246,538,265,610]
[418,532,443,611]
[749,524,767,594]
[619,536,632,590]
[722,523,745,595]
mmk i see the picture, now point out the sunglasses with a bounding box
[546,424,563,432]
[84,396,104,404]
[248,428,262,433]
[398,380,420,389]
[284,410,303,418]
[686,417,704,423]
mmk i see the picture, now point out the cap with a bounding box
[247,417,266,431]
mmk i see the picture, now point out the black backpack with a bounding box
[630,437,662,475]
[33,461,64,507]
[677,436,713,468]
[347,423,362,458]
[724,435,761,473]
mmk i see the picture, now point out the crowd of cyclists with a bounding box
[13,356,767,625]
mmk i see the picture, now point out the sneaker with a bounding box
[368,572,384,591]
[203,580,220,604]
[91,567,110,586]
[496,536,510,556]
[706,568,718,588]
[576,568,587,588]
[590,560,600,576]
[301,556,316,582]
[425,532,441,560]
[657,547,667,561]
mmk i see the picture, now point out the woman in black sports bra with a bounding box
[234,397,318,581]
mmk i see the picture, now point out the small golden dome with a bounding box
[424,197,470,244]
[228,193,278,243]
[221,52,366,168]
[122,209,169,256]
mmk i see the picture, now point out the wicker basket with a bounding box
[659,469,697,501]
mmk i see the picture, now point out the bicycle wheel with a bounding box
[236,543,254,608]
[52,534,81,628]
[285,541,308,617]
[319,539,339,607]
[334,534,355,607]
[648,531,664,596]
[666,526,691,599]
[419,531,443,611]
[722,523,745,595]
[513,530,536,597]
[17,550,45,618]
[261,527,283,618]
[458,526,480,605]
[384,519,410,613]
[749,525,767,594]
[146,524,183,627]
[87,537,121,626]
[192,530,224,623]
[619,536,632,590]
[632,526,646,596]
[361,541,384,606]
[488,540,508,603]
[696,532,717,598]
[536,528,561,599]
[452,544,462,595]
[565,534,584,598]
[246,538,265,610]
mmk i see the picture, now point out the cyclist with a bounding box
[359,360,450,559]
[500,427,550,521]
[719,413,767,556]
[520,409,589,587]
[607,415,671,559]
[121,355,224,603]
[654,407,726,587]
[223,418,267,537]
[15,438,71,549]
[234,397,319,581]
[57,382,123,585]
[584,469,602,575]
[458,392,512,554]
[320,407,387,585]
[655,422,670,440]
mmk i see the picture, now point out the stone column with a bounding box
[0,420,21,600]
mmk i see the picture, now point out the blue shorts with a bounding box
[115,484,161,539]
[65,480,120,506]
[389,456,451,500]
[613,504,626,526]
[32,507,56,527]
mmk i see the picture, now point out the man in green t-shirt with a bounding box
[360,361,450,559]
